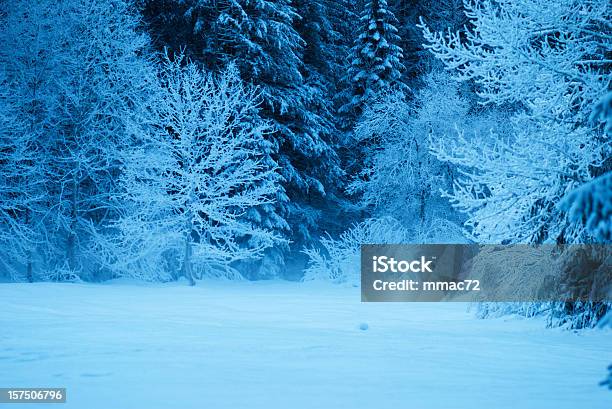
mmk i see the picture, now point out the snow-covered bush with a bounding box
[599,304,612,392]
[473,244,611,328]
[475,246,556,299]
[103,56,281,283]
[303,217,411,284]
[471,245,554,319]
[303,217,467,284]
[37,264,82,283]
[548,244,611,329]
[475,302,548,320]
[548,301,609,329]
[412,217,470,244]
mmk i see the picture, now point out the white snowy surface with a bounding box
[0,280,610,409]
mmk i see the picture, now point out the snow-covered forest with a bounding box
[0,0,611,405]
[2,0,610,318]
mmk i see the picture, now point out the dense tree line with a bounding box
[0,0,459,280]
[0,0,610,329]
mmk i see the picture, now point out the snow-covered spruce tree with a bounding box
[338,0,407,187]
[421,0,611,244]
[291,0,357,246]
[560,90,612,242]
[140,0,345,277]
[108,57,280,284]
[294,0,355,105]
[339,0,406,123]
[561,172,612,242]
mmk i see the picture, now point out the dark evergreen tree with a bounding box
[561,171,612,242]
[391,0,466,84]
[291,0,358,250]
[339,0,406,123]
[336,0,406,206]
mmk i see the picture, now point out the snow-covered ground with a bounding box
[0,280,609,409]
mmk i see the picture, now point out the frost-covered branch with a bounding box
[421,0,611,243]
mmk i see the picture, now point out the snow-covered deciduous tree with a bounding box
[0,72,46,281]
[420,0,610,125]
[430,118,604,243]
[349,72,499,230]
[349,89,441,223]
[0,0,157,280]
[0,1,57,281]
[44,0,156,278]
[141,0,346,275]
[421,0,611,244]
[107,57,281,284]
[340,0,406,122]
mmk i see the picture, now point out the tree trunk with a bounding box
[182,233,195,286]
[26,254,33,283]
[419,189,426,223]
[66,174,79,272]
[24,208,33,282]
